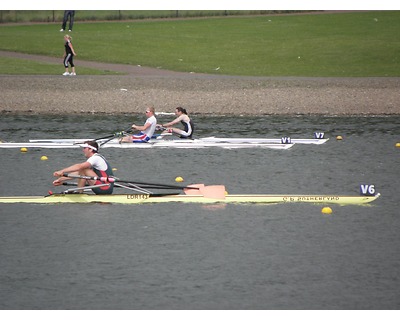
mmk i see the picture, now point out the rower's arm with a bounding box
[163,115,182,127]
[132,122,151,131]
[53,161,91,177]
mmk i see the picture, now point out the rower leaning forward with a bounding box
[52,140,114,194]
[160,107,194,139]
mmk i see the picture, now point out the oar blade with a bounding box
[201,185,226,199]
[184,184,226,199]
[184,184,205,195]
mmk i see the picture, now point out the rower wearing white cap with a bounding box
[52,140,114,194]
[120,107,157,143]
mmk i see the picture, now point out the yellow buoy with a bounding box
[40,155,48,161]
[336,135,343,140]
[395,143,400,148]
[175,176,184,183]
[20,147,28,152]
[321,207,333,215]
[112,168,118,171]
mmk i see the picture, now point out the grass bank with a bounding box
[0,11,399,76]
[0,56,121,75]
[0,10,303,23]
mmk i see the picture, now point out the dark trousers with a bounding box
[61,11,75,31]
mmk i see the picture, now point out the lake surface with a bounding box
[0,114,399,309]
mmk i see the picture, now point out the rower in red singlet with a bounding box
[52,140,114,194]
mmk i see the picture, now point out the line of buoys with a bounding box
[19,148,50,161]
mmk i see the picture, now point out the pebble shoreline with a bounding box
[1,75,399,115]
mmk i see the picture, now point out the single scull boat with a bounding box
[0,193,380,205]
[0,173,379,205]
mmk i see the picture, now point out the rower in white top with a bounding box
[52,140,114,194]
[120,107,157,143]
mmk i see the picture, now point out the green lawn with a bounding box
[1,11,399,76]
[0,10,296,23]
[0,56,122,75]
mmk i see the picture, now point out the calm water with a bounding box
[0,114,399,309]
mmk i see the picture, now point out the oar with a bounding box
[62,173,200,190]
[89,128,133,143]
[62,173,226,198]
[182,183,226,199]
[62,182,181,190]
[98,134,120,146]
[69,128,133,147]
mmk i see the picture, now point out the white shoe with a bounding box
[70,72,76,76]
[60,29,64,32]
[62,72,70,76]
[68,30,72,32]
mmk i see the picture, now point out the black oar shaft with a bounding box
[117,179,191,189]
[94,128,132,141]
[62,182,177,190]
[63,173,199,190]
[94,134,115,141]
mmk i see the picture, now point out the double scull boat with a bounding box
[27,137,329,145]
[0,140,294,150]
[0,135,330,150]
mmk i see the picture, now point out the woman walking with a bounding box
[63,34,76,76]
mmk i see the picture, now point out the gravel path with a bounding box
[1,50,399,115]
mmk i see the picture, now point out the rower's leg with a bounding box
[77,168,97,189]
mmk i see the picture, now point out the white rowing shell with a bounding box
[28,136,328,145]
[0,141,294,150]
